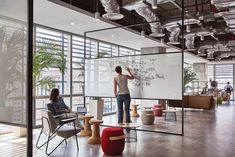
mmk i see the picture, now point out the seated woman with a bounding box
[48,88,83,128]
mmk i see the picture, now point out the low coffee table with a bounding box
[102,123,140,142]
[163,110,177,121]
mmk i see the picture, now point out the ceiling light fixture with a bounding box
[152,0,158,9]
[95,12,101,21]
[200,34,204,41]
[207,51,214,60]
[70,22,75,25]
[186,24,191,32]
[141,30,145,37]
[111,34,114,38]
[94,0,100,21]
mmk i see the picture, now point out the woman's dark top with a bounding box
[49,97,69,115]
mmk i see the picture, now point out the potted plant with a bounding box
[184,67,197,93]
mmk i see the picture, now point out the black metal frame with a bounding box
[83,0,185,136]
[27,0,33,156]
[36,116,79,156]
[181,0,185,136]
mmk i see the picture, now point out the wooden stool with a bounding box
[80,115,94,136]
[88,119,103,144]
[131,104,140,117]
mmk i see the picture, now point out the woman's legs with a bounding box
[124,94,131,123]
[117,95,124,123]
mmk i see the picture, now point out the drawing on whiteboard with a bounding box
[109,57,164,89]
[85,53,182,99]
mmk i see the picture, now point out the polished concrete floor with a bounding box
[102,108,183,134]
[1,102,235,157]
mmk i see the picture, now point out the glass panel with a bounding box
[0,1,27,126]
[72,96,84,112]
[208,64,214,81]
[119,47,135,56]
[135,50,141,55]
[35,27,70,95]
[208,64,233,100]
[72,35,85,95]
[0,0,28,156]
[99,42,112,57]
[33,26,142,127]
[215,64,233,90]
[74,37,97,59]
[103,98,116,113]
[111,45,118,57]
[35,97,50,126]
[34,27,72,127]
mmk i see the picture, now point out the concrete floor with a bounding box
[1,102,235,157]
[33,102,235,157]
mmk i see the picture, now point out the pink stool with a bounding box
[153,104,163,117]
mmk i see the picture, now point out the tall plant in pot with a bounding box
[184,67,197,93]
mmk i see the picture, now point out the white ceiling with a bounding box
[0,0,27,21]
[34,0,180,52]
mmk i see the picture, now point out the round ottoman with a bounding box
[153,104,163,117]
[141,110,155,125]
[153,104,162,108]
[101,128,125,155]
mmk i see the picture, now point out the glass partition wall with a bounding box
[84,26,183,135]
[0,0,31,156]
[34,25,140,126]
[208,64,234,100]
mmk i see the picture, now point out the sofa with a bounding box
[168,95,215,110]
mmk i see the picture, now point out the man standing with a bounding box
[224,82,233,101]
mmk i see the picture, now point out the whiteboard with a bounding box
[85,53,182,100]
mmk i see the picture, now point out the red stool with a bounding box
[101,128,125,155]
[153,104,163,117]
